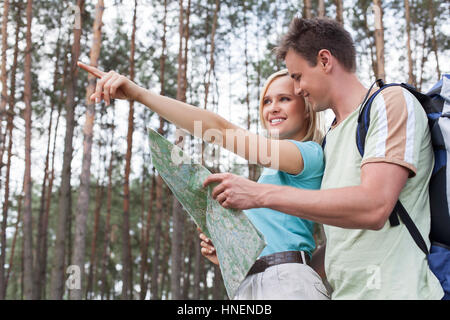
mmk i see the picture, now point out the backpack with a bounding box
[355,75,450,300]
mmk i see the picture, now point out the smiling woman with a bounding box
[259,69,322,143]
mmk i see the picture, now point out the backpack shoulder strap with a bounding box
[321,118,336,150]
[356,83,402,157]
[394,201,430,255]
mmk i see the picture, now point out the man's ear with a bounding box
[317,49,332,72]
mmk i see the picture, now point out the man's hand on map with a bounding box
[197,228,219,265]
[203,173,264,210]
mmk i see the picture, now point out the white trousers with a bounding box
[234,263,330,300]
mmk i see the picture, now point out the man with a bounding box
[203,17,444,299]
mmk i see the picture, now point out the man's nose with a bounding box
[294,82,303,96]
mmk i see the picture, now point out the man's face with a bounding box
[285,49,330,112]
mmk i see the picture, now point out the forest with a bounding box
[0,0,448,300]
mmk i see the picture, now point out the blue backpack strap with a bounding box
[356,81,401,157]
[356,80,430,256]
[394,201,429,255]
[321,118,337,150]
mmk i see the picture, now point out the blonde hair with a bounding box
[258,69,324,144]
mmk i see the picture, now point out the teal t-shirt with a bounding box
[244,140,324,258]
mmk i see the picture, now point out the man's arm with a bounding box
[204,161,409,230]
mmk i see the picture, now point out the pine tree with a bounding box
[51,0,86,300]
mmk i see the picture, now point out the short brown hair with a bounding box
[276,17,357,73]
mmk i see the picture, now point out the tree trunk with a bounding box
[100,108,115,300]
[121,0,137,300]
[85,179,104,299]
[0,0,21,298]
[373,0,385,81]
[0,0,11,299]
[150,0,168,298]
[318,0,325,17]
[334,0,344,24]
[212,265,223,299]
[202,0,219,166]
[193,236,202,299]
[171,0,190,300]
[242,3,258,181]
[404,0,415,86]
[33,9,65,299]
[160,193,173,299]
[5,195,22,296]
[418,26,428,92]
[150,175,164,299]
[42,100,63,299]
[428,0,441,80]
[42,41,68,300]
[51,0,85,300]
[0,0,9,168]
[203,0,220,112]
[139,169,155,300]
[22,0,34,300]
[182,229,196,299]
[70,0,104,300]
[138,157,147,298]
[303,0,312,19]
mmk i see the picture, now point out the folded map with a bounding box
[148,129,266,299]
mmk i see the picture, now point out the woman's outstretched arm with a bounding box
[78,62,305,175]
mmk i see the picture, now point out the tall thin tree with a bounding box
[303,0,312,18]
[373,0,385,81]
[171,0,190,300]
[51,0,85,300]
[121,0,137,300]
[22,0,34,300]
[335,0,344,24]
[151,0,169,299]
[0,1,16,300]
[0,0,13,300]
[318,0,325,17]
[33,7,65,299]
[100,107,115,300]
[405,0,415,86]
[428,0,441,80]
[70,0,104,300]
[0,0,9,165]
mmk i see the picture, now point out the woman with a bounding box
[78,63,329,300]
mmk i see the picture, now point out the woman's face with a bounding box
[262,75,309,141]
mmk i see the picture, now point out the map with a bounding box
[148,129,266,299]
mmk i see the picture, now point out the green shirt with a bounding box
[321,86,444,299]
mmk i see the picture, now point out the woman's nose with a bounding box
[268,102,281,113]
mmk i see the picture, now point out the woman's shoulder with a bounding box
[287,140,324,158]
[286,140,325,178]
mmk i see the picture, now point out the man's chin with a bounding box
[312,102,329,113]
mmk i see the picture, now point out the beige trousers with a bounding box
[234,263,330,300]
